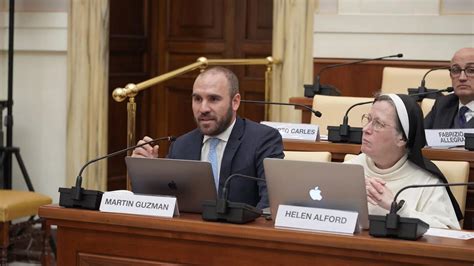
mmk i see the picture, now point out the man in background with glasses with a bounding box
[425,47,474,129]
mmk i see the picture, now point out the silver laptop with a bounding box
[125,156,217,213]
[264,158,369,229]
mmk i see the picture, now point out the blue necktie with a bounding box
[458,106,469,128]
[207,138,220,190]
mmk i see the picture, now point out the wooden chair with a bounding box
[431,160,470,217]
[380,67,451,94]
[0,190,52,264]
[311,95,374,136]
[344,155,469,226]
[284,151,331,162]
[420,98,436,118]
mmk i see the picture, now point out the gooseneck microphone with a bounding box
[304,53,403,97]
[59,136,176,210]
[328,100,373,144]
[408,66,450,101]
[409,86,453,100]
[240,99,322,118]
[370,181,474,240]
[202,173,263,224]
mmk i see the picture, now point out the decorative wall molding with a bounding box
[0,12,67,51]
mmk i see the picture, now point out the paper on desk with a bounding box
[425,228,474,240]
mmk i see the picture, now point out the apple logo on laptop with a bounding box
[168,181,178,190]
[309,186,322,200]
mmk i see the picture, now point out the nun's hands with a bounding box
[365,176,393,210]
[132,136,159,158]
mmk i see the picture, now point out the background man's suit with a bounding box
[425,94,474,129]
[168,117,284,209]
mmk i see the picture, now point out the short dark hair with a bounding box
[199,66,239,97]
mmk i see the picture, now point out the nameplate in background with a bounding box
[275,205,358,234]
[99,191,178,217]
[261,121,319,141]
[425,129,474,147]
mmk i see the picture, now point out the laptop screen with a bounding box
[125,156,217,213]
[264,158,369,229]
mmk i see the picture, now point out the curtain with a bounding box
[271,0,315,122]
[66,0,109,190]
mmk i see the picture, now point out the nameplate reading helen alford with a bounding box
[275,205,358,234]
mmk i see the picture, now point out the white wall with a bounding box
[314,0,474,60]
[0,2,67,202]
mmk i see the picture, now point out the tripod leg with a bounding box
[13,150,34,192]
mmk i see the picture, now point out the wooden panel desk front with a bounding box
[283,140,474,230]
[39,205,474,265]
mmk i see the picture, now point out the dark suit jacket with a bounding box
[424,94,474,129]
[167,117,284,209]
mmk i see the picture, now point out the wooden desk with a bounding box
[39,205,474,265]
[283,140,474,230]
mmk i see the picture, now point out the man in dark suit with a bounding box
[132,67,284,209]
[425,47,474,129]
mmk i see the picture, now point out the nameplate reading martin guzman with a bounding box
[99,192,177,218]
[104,198,170,211]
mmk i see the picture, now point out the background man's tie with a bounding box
[459,106,469,128]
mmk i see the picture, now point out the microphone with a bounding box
[240,99,322,118]
[408,66,450,101]
[202,173,263,224]
[327,100,373,144]
[369,181,474,240]
[466,133,474,151]
[409,86,453,101]
[304,53,403,97]
[59,136,176,210]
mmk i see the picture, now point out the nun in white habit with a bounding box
[346,94,462,229]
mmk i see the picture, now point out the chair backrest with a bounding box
[344,154,357,162]
[420,98,436,118]
[284,151,331,162]
[311,95,374,136]
[343,154,469,216]
[432,160,469,216]
[380,67,451,94]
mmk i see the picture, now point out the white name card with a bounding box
[275,205,358,234]
[261,121,319,141]
[425,129,474,147]
[99,191,178,218]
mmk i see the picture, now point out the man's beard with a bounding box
[196,107,234,136]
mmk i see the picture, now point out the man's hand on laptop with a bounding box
[132,136,159,158]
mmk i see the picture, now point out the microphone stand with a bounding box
[202,173,263,224]
[370,181,474,240]
[59,136,175,210]
[327,101,373,144]
[407,66,450,101]
[304,54,403,97]
[0,0,35,192]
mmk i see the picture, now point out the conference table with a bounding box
[39,204,474,265]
